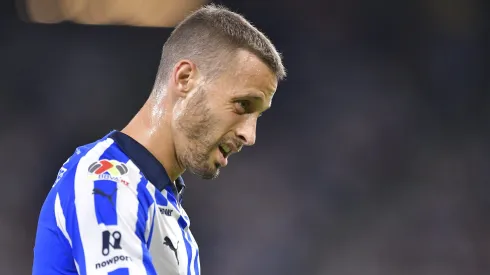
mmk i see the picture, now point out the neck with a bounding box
[121,99,184,182]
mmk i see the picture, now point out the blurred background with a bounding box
[0,0,489,274]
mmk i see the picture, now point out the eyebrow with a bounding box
[235,91,266,101]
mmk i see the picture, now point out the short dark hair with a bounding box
[154,4,286,89]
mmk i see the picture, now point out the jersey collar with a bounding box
[109,130,185,200]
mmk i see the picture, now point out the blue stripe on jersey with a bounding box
[56,145,101,275]
[164,185,179,209]
[146,205,156,247]
[93,142,130,226]
[146,205,157,249]
[145,187,159,250]
[182,229,193,275]
[194,249,200,275]
[135,181,151,239]
[61,191,87,275]
[178,216,193,274]
[108,268,130,275]
[178,215,188,229]
[136,179,155,272]
[155,191,168,206]
[185,230,198,275]
[136,181,152,244]
[189,230,199,275]
[93,180,118,225]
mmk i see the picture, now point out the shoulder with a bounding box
[52,138,117,191]
[52,135,158,209]
[52,137,142,197]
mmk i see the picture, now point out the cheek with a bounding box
[211,114,238,136]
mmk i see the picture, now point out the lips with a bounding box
[216,145,228,167]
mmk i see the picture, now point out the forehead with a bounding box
[218,50,278,100]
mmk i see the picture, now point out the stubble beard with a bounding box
[176,87,221,180]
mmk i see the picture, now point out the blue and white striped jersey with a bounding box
[33,131,200,275]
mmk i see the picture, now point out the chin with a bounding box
[200,172,219,180]
[188,164,220,180]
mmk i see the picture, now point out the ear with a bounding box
[171,60,198,98]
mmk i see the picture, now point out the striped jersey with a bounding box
[33,131,200,275]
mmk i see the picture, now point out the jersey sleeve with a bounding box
[57,163,157,275]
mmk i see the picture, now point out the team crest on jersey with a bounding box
[88,159,129,185]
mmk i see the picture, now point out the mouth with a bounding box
[219,143,232,158]
[216,143,236,167]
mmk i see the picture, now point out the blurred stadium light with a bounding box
[16,0,208,27]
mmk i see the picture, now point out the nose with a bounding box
[236,116,257,146]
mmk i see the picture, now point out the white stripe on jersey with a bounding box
[74,138,114,274]
[54,193,72,247]
[116,159,147,274]
[74,260,80,274]
[55,191,82,274]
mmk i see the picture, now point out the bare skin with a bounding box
[122,49,278,181]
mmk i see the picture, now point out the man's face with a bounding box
[172,50,278,179]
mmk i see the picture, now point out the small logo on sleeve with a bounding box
[88,159,129,185]
[89,160,128,176]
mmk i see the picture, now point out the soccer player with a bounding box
[32,4,286,275]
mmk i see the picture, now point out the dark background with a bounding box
[0,0,489,274]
